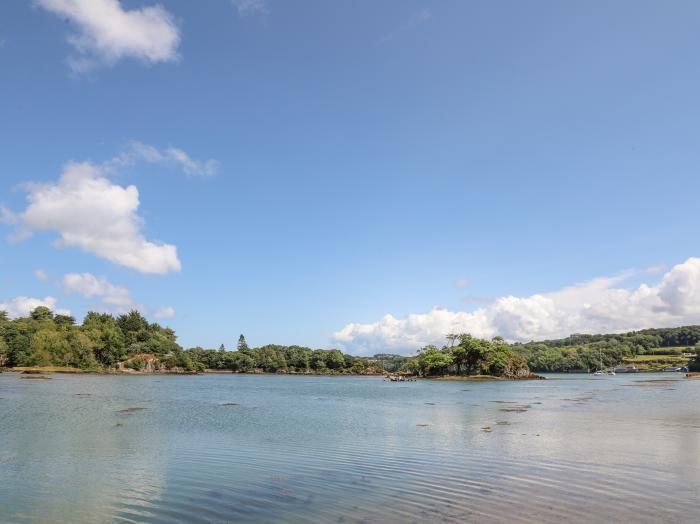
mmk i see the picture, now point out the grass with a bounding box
[623,355,689,362]
[622,354,691,372]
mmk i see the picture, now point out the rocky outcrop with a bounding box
[118,354,193,374]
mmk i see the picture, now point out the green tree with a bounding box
[237,334,249,352]
[325,349,346,370]
[0,336,7,367]
[30,306,54,322]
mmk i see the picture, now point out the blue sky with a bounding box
[1,0,700,354]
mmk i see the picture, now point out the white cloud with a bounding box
[153,306,175,319]
[106,141,219,177]
[35,0,180,72]
[0,296,69,318]
[10,161,181,274]
[332,258,700,355]
[61,272,175,319]
[62,272,134,307]
[231,0,268,16]
[34,268,49,281]
[646,263,667,275]
[0,205,18,225]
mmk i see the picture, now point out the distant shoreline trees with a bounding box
[0,306,698,375]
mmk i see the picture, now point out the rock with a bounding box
[118,407,146,414]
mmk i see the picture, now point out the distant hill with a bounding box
[513,325,700,372]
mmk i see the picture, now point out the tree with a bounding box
[421,347,454,375]
[30,306,53,322]
[452,335,490,374]
[325,349,346,370]
[116,310,149,345]
[237,334,249,352]
[0,336,7,367]
[219,343,226,352]
[54,315,76,327]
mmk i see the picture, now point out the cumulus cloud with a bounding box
[9,161,181,274]
[35,0,180,72]
[231,0,268,16]
[62,272,175,318]
[0,206,18,225]
[332,258,700,355]
[646,263,667,275]
[0,296,69,318]
[106,141,220,177]
[62,272,134,307]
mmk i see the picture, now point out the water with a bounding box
[1,373,699,523]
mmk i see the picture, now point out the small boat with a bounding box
[593,370,604,376]
[663,367,683,372]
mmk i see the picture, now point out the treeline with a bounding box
[0,307,184,370]
[399,335,531,378]
[0,306,378,374]
[2,306,698,375]
[185,344,378,374]
[526,326,700,350]
[513,326,700,372]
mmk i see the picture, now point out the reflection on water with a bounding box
[0,373,698,523]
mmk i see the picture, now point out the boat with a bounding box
[663,367,683,372]
[592,349,612,376]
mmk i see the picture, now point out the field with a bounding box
[622,353,692,372]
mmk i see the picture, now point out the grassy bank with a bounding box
[621,354,691,372]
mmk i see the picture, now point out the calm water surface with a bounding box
[1,373,699,523]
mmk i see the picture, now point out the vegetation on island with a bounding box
[397,335,532,378]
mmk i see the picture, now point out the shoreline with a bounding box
[3,366,695,379]
[423,374,545,381]
[0,366,383,377]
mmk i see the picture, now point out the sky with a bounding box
[1,0,700,355]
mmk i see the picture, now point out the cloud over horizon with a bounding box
[35,0,180,72]
[0,295,69,319]
[62,272,175,318]
[332,257,700,355]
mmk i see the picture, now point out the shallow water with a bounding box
[1,372,699,523]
